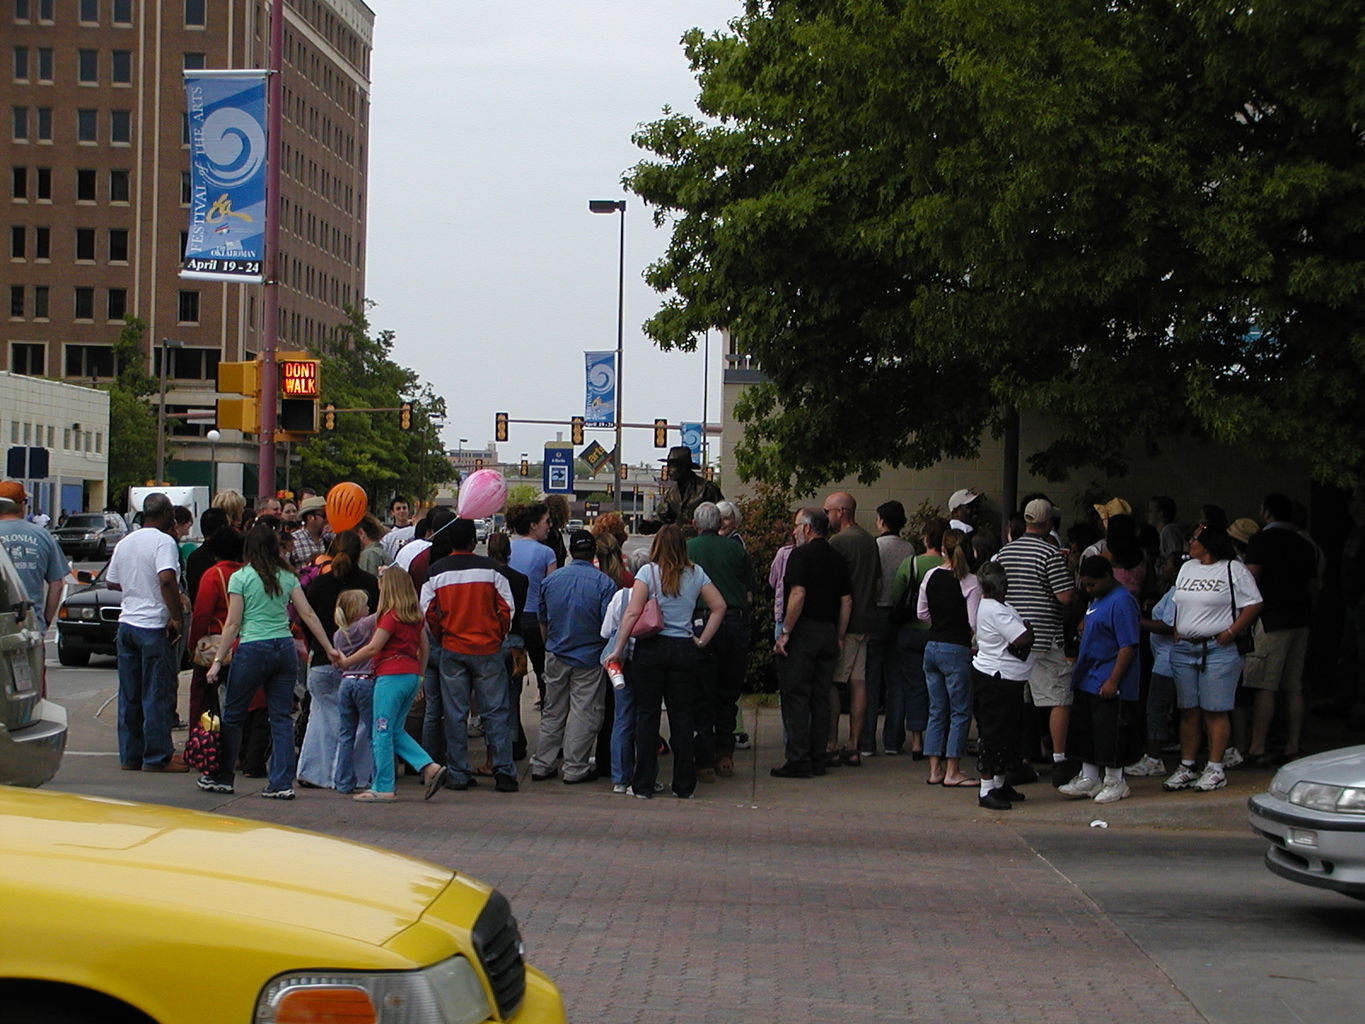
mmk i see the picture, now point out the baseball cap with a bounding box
[568,529,596,557]
[0,480,29,509]
[1023,497,1054,524]
[947,488,980,512]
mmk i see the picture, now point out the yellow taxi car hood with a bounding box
[1,788,455,949]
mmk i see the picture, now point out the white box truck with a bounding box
[126,486,211,540]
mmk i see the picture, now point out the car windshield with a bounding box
[65,515,105,529]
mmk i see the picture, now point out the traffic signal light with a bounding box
[571,416,585,445]
[653,418,668,448]
[519,458,529,476]
[322,403,337,431]
[619,463,628,480]
[216,360,260,433]
[475,457,484,470]
[399,402,413,431]
[495,412,509,442]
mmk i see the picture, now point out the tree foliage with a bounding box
[294,304,453,504]
[627,0,1365,491]
[105,316,158,503]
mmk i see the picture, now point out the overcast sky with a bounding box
[364,1,740,470]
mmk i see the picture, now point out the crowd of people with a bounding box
[9,450,1358,810]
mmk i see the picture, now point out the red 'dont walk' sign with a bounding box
[280,359,319,397]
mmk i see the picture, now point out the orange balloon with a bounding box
[325,481,368,533]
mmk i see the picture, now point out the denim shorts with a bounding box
[1171,639,1242,712]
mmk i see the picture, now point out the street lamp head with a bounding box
[588,199,626,214]
[206,429,221,443]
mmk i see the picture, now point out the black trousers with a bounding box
[632,635,703,798]
[972,667,1025,777]
[778,620,838,771]
[1066,690,1132,769]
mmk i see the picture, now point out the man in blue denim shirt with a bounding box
[530,530,618,783]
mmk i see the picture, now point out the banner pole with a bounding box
[257,0,284,502]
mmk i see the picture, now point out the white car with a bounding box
[1248,745,1365,900]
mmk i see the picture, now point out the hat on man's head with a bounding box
[299,496,327,516]
[947,488,980,513]
[568,529,596,558]
[0,480,29,509]
[1023,498,1054,524]
[1093,497,1132,522]
[661,445,699,469]
[1228,517,1260,544]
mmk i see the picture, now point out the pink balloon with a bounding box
[457,469,508,519]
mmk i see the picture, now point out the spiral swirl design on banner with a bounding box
[200,108,266,189]
[587,360,615,399]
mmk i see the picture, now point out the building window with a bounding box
[32,284,46,317]
[184,0,205,28]
[112,50,130,84]
[9,285,23,318]
[75,227,95,261]
[77,109,97,142]
[78,49,97,84]
[106,287,126,320]
[33,226,48,258]
[12,106,27,141]
[180,171,191,205]
[37,0,52,22]
[178,230,188,258]
[35,107,50,141]
[110,109,130,144]
[109,168,129,202]
[77,167,96,201]
[9,224,23,258]
[10,342,44,375]
[11,165,26,199]
[13,46,29,81]
[14,0,29,21]
[177,290,200,323]
[79,0,97,24]
[163,348,219,381]
[65,343,114,378]
[183,52,204,70]
[72,287,95,320]
[112,0,129,24]
[36,47,51,82]
[34,166,50,200]
[108,227,128,262]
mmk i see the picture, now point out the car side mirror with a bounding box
[76,570,96,584]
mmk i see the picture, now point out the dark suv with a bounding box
[0,542,67,786]
[53,512,128,560]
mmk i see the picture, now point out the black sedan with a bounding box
[54,565,121,666]
[53,512,128,560]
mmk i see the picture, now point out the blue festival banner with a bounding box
[680,422,703,464]
[181,71,268,282]
[584,351,616,426]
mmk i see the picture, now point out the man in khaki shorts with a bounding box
[824,492,881,766]
[994,498,1077,785]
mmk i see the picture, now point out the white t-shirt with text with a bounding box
[1172,558,1262,640]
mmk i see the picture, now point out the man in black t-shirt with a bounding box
[771,508,852,778]
[1243,492,1318,764]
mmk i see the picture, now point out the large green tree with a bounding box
[627,0,1365,491]
[294,304,453,504]
[105,316,158,503]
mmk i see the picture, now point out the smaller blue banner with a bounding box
[585,351,616,427]
[680,422,703,464]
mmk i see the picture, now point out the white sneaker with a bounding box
[1092,779,1131,804]
[1193,765,1227,791]
[1222,747,1244,769]
[1162,764,1200,791]
[612,783,628,794]
[1058,774,1102,799]
[1124,754,1166,777]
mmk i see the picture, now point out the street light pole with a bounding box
[589,198,626,511]
[206,429,220,495]
[156,339,184,484]
[702,328,710,469]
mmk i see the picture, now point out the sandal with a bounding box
[840,750,862,767]
[352,789,397,802]
[423,764,448,800]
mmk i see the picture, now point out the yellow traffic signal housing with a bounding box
[619,463,628,480]
[653,418,668,448]
[519,458,530,476]
[322,403,337,431]
[571,416,585,445]
[217,360,259,396]
[399,402,413,431]
[215,396,257,433]
[495,412,509,442]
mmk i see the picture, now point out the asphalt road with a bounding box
[42,655,1365,1024]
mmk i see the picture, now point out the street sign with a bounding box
[6,446,49,479]
[543,444,574,494]
[579,440,609,474]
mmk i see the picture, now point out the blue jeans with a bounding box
[420,645,445,764]
[371,673,432,794]
[923,640,973,759]
[335,675,375,793]
[115,624,177,768]
[1171,640,1243,712]
[897,627,930,733]
[611,663,636,786]
[216,636,298,792]
[438,648,513,783]
[861,606,899,753]
[297,664,341,787]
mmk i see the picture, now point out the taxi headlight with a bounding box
[257,956,491,1024]
[1288,781,1365,814]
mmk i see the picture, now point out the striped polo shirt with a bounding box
[993,534,1073,647]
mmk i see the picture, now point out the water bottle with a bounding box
[606,659,626,690]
